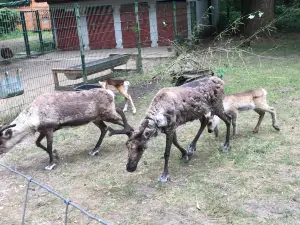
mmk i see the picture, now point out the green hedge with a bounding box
[0,7,20,35]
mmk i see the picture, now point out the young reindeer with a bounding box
[99,78,136,114]
[206,88,280,137]
[0,88,133,170]
[109,76,231,182]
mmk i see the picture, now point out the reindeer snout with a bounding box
[126,162,137,172]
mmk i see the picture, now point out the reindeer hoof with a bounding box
[107,127,113,136]
[45,163,57,171]
[252,129,258,134]
[187,145,196,156]
[181,154,190,162]
[132,109,137,114]
[274,126,280,131]
[221,144,230,153]
[123,108,128,112]
[157,175,169,183]
[89,150,99,156]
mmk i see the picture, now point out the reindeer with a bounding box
[206,88,280,137]
[109,76,231,182]
[0,88,133,170]
[99,78,136,114]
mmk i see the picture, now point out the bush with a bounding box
[0,8,20,35]
[275,3,300,32]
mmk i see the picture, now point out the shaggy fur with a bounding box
[124,76,231,182]
[0,88,132,170]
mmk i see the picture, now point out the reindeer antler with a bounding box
[108,108,134,137]
[0,124,16,133]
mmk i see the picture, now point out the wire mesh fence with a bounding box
[0,163,111,225]
[0,1,195,123]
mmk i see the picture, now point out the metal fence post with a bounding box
[35,10,44,53]
[49,8,57,49]
[20,11,31,57]
[190,1,196,33]
[74,3,87,83]
[134,1,143,73]
[172,1,177,40]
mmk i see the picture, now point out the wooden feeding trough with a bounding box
[52,54,138,91]
[0,69,24,99]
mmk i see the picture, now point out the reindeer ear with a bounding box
[4,129,13,139]
[132,119,149,140]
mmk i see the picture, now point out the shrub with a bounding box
[275,2,300,32]
[0,7,20,35]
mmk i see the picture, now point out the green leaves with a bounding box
[216,68,225,79]
[248,11,264,20]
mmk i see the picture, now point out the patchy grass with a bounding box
[0,30,52,41]
[1,34,300,225]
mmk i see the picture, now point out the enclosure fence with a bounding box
[0,1,196,122]
[0,1,198,223]
[0,163,111,225]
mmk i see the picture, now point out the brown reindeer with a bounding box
[206,88,280,137]
[0,88,133,170]
[109,76,231,182]
[99,78,136,114]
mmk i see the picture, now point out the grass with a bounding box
[1,33,300,225]
[0,30,52,41]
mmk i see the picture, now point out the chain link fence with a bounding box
[0,1,195,123]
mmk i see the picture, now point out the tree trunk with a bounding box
[241,0,275,37]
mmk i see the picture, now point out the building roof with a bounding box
[0,0,31,7]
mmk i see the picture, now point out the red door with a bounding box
[120,3,151,48]
[156,2,174,46]
[86,6,116,49]
[53,9,79,51]
[176,2,188,39]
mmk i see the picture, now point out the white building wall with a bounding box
[113,5,123,48]
[148,2,158,47]
[80,15,90,50]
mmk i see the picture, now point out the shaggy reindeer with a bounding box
[206,88,280,137]
[0,88,132,170]
[109,76,231,182]
[99,78,136,114]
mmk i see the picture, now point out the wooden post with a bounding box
[74,3,87,83]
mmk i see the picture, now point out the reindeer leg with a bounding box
[42,130,57,170]
[186,117,208,157]
[214,126,219,138]
[172,131,188,160]
[158,131,174,182]
[216,112,231,153]
[106,108,134,136]
[123,99,129,112]
[118,86,136,114]
[266,107,280,131]
[128,95,136,114]
[89,120,108,156]
[36,131,59,170]
[231,114,238,136]
[253,109,265,133]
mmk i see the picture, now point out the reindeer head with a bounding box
[125,119,158,172]
[205,113,220,133]
[0,124,16,154]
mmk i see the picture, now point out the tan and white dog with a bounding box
[206,88,280,137]
[99,79,136,114]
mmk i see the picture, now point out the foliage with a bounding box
[0,7,20,36]
[275,2,300,31]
